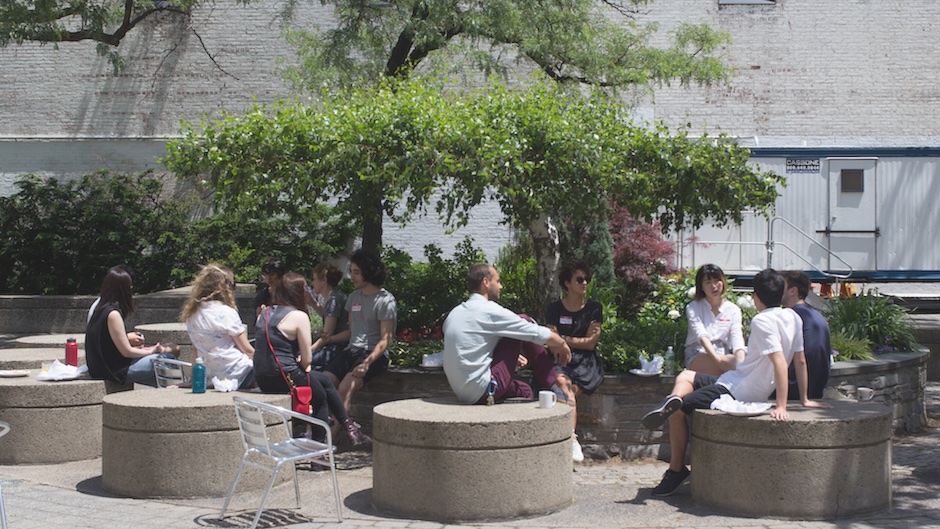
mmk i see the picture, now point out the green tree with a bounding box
[166,80,784,313]
[281,0,729,92]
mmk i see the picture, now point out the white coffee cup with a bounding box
[538,390,557,409]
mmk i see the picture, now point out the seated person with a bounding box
[87,263,145,347]
[641,268,830,497]
[86,266,178,387]
[683,264,746,376]
[323,250,397,415]
[545,260,603,462]
[309,262,348,371]
[254,272,369,444]
[443,263,571,404]
[180,263,255,389]
[781,270,831,399]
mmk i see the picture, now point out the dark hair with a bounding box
[261,257,287,277]
[467,263,494,293]
[312,262,343,287]
[558,260,592,290]
[350,249,387,286]
[695,264,728,300]
[781,270,811,300]
[273,272,308,312]
[753,268,785,308]
[97,265,135,317]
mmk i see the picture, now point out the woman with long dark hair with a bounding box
[85,266,178,386]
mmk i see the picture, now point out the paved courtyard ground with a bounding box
[0,382,937,529]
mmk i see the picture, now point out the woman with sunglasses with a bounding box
[545,261,603,463]
[683,264,745,376]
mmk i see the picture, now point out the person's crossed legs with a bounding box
[484,337,558,403]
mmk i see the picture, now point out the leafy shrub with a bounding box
[382,239,486,336]
[826,290,918,353]
[609,205,676,316]
[493,233,539,316]
[0,171,191,294]
[0,172,351,294]
[830,331,874,361]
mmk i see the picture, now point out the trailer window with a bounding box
[841,169,864,193]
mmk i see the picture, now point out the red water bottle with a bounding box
[65,337,79,366]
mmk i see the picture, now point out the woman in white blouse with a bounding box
[683,264,745,376]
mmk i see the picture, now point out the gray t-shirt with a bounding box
[345,288,397,351]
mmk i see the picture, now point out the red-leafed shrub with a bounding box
[609,204,677,316]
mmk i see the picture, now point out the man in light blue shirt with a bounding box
[443,263,571,404]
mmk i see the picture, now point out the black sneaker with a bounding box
[651,466,691,497]
[641,395,683,430]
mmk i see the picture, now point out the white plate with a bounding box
[629,368,661,377]
[722,403,773,417]
[0,370,30,378]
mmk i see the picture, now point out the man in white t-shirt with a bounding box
[640,268,831,497]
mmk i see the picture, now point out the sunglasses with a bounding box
[574,276,590,284]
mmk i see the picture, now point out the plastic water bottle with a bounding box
[192,357,206,394]
[65,337,79,367]
[664,346,675,376]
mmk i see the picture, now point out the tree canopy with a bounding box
[165,79,783,309]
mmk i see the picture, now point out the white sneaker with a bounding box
[572,435,584,463]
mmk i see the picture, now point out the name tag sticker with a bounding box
[559,316,573,325]
[352,304,363,312]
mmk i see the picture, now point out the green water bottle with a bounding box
[192,357,206,394]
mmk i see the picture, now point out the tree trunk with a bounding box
[360,197,384,253]
[528,215,561,319]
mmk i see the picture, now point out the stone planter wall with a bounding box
[355,351,929,461]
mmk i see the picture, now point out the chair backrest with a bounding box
[232,397,285,456]
[0,422,9,439]
[153,358,192,388]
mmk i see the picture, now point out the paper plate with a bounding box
[722,403,773,417]
[0,370,30,378]
[628,368,661,377]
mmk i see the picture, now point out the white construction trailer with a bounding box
[673,147,940,282]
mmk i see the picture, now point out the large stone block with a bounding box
[372,397,572,523]
[101,389,290,498]
[0,347,86,369]
[0,371,106,464]
[690,400,892,519]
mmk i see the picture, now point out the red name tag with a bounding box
[352,303,363,312]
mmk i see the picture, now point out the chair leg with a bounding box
[0,482,7,529]
[250,464,282,529]
[329,457,343,522]
[291,460,301,508]
[219,456,249,519]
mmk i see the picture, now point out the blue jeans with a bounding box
[124,353,176,387]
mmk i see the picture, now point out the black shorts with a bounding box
[681,373,732,415]
[324,345,388,383]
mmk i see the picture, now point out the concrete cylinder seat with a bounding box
[14,333,83,349]
[0,371,105,464]
[134,323,193,362]
[102,389,290,498]
[690,400,892,519]
[0,348,86,370]
[372,397,573,523]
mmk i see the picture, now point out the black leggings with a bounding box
[257,369,347,439]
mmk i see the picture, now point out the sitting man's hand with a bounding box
[516,354,528,370]
[550,341,572,366]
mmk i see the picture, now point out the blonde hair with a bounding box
[179,263,237,322]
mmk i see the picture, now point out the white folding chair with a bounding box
[152,358,192,388]
[0,421,9,529]
[220,397,342,529]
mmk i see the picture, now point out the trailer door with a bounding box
[825,158,878,272]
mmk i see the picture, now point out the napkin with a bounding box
[639,354,664,374]
[421,351,444,367]
[211,376,239,392]
[36,360,87,381]
[709,394,773,414]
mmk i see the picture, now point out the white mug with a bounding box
[538,390,557,409]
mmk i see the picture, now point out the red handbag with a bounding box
[264,308,313,415]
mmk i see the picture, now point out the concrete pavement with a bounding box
[0,382,937,529]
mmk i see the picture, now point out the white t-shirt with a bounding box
[717,306,803,402]
[186,301,253,386]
